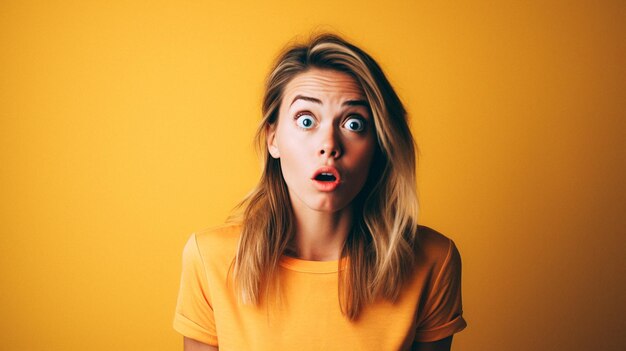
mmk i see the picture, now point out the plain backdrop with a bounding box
[1,1,624,350]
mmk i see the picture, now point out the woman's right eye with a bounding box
[295,114,316,129]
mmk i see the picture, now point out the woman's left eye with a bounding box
[343,117,366,132]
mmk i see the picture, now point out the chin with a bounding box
[310,205,343,213]
[307,197,352,214]
[288,187,355,214]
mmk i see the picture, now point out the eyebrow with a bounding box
[290,95,369,108]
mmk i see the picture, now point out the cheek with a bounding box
[353,137,377,169]
[277,130,303,162]
[343,142,376,189]
[276,130,309,181]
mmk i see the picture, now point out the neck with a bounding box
[287,200,353,261]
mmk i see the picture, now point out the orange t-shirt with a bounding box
[173,224,466,350]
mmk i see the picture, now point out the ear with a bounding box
[266,123,280,159]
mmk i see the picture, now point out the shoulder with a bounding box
[411,226,466,341]
[415,225,462,275]
[184,222,242,269]
[193,222,242,248]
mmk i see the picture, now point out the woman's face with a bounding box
[267,68,377,213]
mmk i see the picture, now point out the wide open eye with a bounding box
[295,113,316,129]
[343,117,365,132]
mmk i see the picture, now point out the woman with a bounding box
[174,33,467,351]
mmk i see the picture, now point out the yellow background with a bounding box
[1,1,624,350]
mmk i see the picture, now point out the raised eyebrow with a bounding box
[290,95,321,106]
[289,95,370,108]
[342,100,369,108]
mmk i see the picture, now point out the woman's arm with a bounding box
[412,335,453,351]
[183,337,218,351]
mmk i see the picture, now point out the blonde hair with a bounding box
[229,33,420,320]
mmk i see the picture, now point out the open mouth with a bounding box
[311,167,341,191]
[314,172,337,182]
[311,167,341,185]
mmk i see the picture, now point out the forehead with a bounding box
[282,69,365,103]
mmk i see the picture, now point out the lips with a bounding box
[312,166,340,181]
[311,166,341,192]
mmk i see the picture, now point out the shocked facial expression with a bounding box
[267,68,377,213]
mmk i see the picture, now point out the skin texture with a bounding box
[182,69,454,351]
[267,68,376,261]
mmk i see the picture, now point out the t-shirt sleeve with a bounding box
[173,233,219,346]
[414,239,467,342]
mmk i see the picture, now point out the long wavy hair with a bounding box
[229,33,420,320]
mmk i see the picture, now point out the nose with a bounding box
[319,126,342,159]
